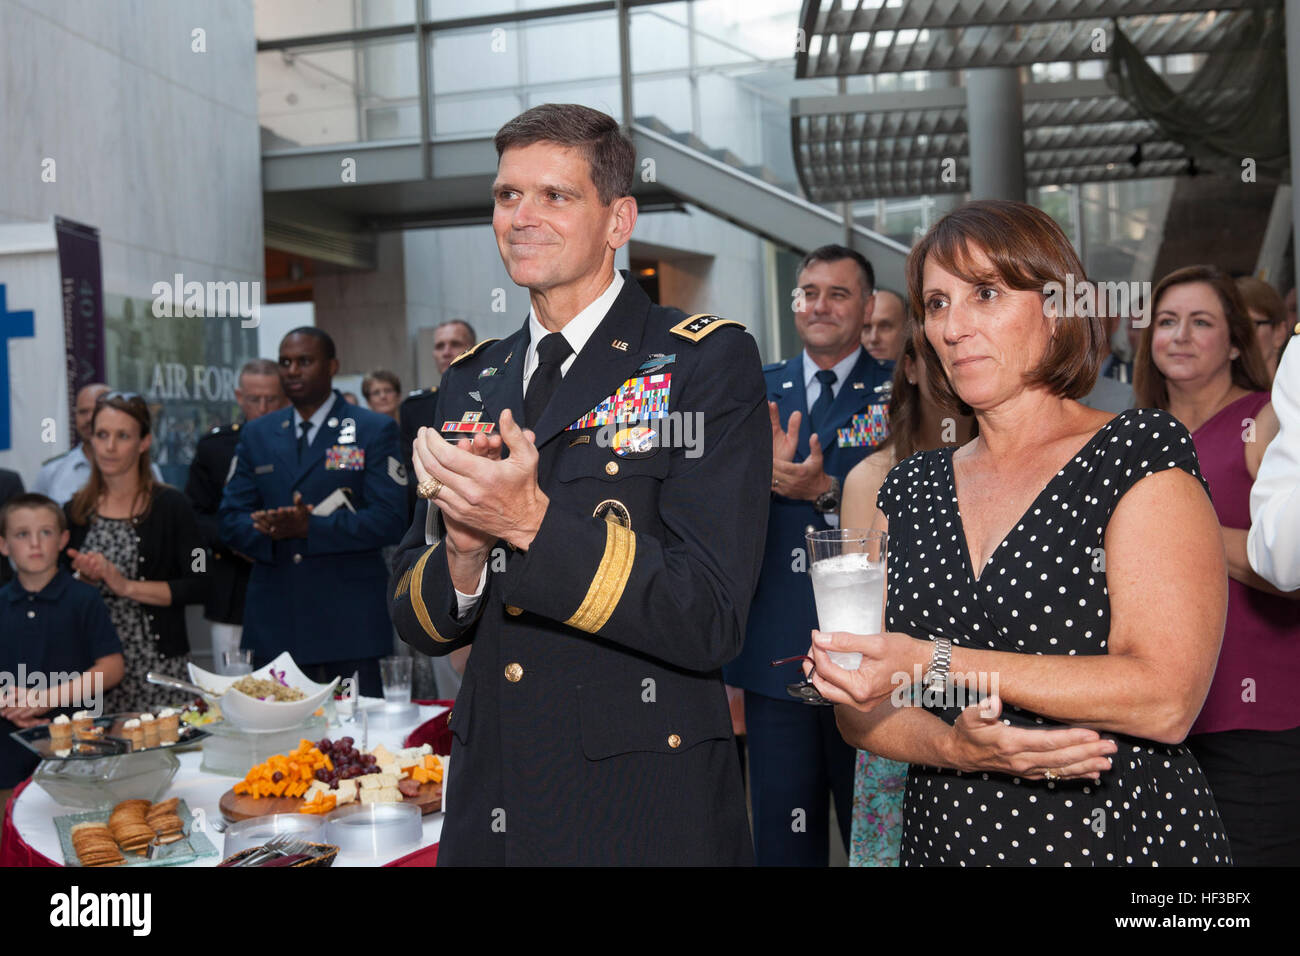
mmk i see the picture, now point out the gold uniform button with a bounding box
[504,662,524,683]
[667,734,682,749]
[605,461,619,476]
[292,553,303,564]
[505,605,523,616]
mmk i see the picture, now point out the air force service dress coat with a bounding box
[722,348,893,700]
[219,393,408,666]
[389,276,770,866]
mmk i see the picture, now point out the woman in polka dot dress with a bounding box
[807,200,1232,866]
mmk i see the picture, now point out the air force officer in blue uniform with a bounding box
[219,328,407,696]
[723,245,894,866]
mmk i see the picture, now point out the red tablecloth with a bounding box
[1,779,60,867]
[0,702,455,868]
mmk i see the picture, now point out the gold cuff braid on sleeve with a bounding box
[564,521,636,634]
[409,543,451,643]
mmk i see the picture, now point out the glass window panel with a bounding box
[256,0,413,41]
[433,93,523,139]
[632,76,694,132]
[431,25,521,94]
[258,35,417,147]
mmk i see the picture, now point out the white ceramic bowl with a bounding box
[188,652,339,734]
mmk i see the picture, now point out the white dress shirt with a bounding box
[1248,344,1300,591]
[447,271,625,614]
[291,391,338,449]
[802,348,861,409]
[521,270,624,394]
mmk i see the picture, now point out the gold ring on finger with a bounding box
[1043,768,1059,781]
[417,477,443,501]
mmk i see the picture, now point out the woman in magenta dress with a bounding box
[1136,265,1300,865]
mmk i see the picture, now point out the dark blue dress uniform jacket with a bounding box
[389,277,770,866]
[219,392,407,666]
[722,348,893,700]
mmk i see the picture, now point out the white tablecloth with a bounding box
[12,702,447,867]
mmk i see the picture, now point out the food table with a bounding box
[2,700,450,867]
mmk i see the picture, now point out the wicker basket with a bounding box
[218,842,338,868]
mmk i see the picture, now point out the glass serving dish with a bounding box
[324,802,422,859]
[221,812,325,858]
[54,798,218,867]
[10,713,210,761]
[198,714,328,777]
[34,748,181,809]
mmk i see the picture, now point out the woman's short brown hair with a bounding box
[1235,276,1286,328]
[906,199,1103,412]
[1134,265,1271,409]
[361,369,401,400]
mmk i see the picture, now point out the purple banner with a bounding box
[54,216,105,448]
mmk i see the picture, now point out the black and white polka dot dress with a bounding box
[877,409,1231,866]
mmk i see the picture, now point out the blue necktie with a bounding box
[297,420,312,462]
[809,369,837,433]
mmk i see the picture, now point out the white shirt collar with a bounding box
[293,391,337,434]
[802,347,862,396]
[524,271,625,385]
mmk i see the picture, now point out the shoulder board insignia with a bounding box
[670,314,745,343]
[449,339,501,368]
[762,361,784,372]
[40,450,70,466]
[209,426,220,435]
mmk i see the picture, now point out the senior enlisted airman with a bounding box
[389,104,770,866]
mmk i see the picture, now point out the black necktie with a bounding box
[809,369,837,433]
[297,420,312,462]
[524,333,573,427]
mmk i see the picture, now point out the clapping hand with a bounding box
[767,403,832,501]
[67,548,131,595]
[413,409,548,553]
[251,491,313,540]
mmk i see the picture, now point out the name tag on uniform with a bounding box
[837,405,889,448]
[568,373,672,431]
[326,445,366,470]
[255,464,274,475]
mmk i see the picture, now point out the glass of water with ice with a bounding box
[806,529,888,671]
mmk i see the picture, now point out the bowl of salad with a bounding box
[188,652,339,733]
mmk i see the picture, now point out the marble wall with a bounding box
[0,0,263,302]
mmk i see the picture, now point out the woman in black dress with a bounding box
[64,392,207,713]
[808,200,1231,866]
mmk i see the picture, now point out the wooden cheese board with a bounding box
[219,781,442,822]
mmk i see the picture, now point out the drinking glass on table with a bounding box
[222,648,254,676]
[379,656,413,706]
[805,529,888,671]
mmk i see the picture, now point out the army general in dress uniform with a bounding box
[220,329,407,697]
[389,104,770,866]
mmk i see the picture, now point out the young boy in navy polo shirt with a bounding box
[0,494,123,801]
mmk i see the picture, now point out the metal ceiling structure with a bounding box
[792,0,1276,201]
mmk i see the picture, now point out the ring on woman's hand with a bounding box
[417,477,444,501]
[1042,768,1059,781]
[772,477,780,489]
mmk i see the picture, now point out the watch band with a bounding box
[923,637,952,692]
[814,475,842,514]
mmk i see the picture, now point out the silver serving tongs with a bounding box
[146,672,222,703]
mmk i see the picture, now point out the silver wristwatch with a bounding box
[923,637,952,692]
[813,475,842,514]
